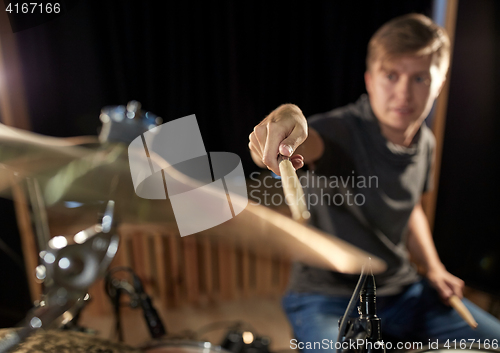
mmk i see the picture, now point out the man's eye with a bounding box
[386,73,396,81]
[415,76,430,84]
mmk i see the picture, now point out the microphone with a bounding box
[359,274,384,352]
[339,273,385,353]
[133,275,167,339]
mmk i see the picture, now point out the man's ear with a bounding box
[436,75,447,97]
[364,70,373,94]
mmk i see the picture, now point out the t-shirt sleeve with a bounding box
[307,113,355,177]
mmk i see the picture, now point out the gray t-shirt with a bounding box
[288,94,435,296]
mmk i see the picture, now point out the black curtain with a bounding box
[433,0,500,295]
[14,0,432,175]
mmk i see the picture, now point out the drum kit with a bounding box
[0,101,475,352]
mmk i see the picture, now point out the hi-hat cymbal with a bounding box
[0,124,386,274]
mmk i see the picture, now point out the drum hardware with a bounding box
[142,340,229,353]
[221,328,270,353]
[98,100,162,145]
[105,266,167,342]
[57,292,93,332]
[0,200,119,353]
[338,263,385,353]
[140,321,267,353]
[0,102,164,350]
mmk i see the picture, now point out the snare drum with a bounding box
[142,340,230,353]
[0,328,142,353]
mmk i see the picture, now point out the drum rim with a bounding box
[141,339,228,352]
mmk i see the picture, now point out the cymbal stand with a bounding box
[0,201,119,353]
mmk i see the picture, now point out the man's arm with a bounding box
[407,199,464,303]
[249,104,325,175]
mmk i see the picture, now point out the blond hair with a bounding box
[366,13,450,78]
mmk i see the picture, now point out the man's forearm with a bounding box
[406,201,444,273]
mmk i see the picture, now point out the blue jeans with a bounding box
[282,279,500,352]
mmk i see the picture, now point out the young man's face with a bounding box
[364,54,444,136]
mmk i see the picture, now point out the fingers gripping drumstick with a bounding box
[449,295,478,329]
[278,155,311,223]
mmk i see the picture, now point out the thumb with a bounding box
[279,126,306,157]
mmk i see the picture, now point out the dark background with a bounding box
[1,0,499,327]
[434,0,500,296]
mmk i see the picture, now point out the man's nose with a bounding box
[395,77,412,101]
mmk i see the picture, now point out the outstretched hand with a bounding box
[248,104,308,175]
[426,265,465,305]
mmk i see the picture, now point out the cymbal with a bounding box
[198,202,386,274]
[0,124,386,274]
[0,328,142,353]
[0,123,98,196]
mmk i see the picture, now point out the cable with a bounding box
[104,266,166,340]
[337,267,367,353]
[104,267,137,341]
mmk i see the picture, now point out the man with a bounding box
[249,13,500,350]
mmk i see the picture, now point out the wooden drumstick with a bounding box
[278,155,311,223]
[449,295,478,329]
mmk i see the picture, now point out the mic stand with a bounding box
[105,267,167,341]
[339,275,385,353]
[132,274,166,339]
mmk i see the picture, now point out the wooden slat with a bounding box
[199,236,215,301]
[153,233,168,308]
[130,231,155,294]
[132,231,146,278]
[279,256,291,293]
[121,233,134,269]
[86,278,110,316]
[182,236,199,303]
[211,234,220,301]
[112,231,128,268]
[167,231,183,307]
[255,247,273,296]
[272,254,281,294]
[240,237,252,298]
[143,234,156,295]
[234,238,244,294]
[217,236,238,300]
